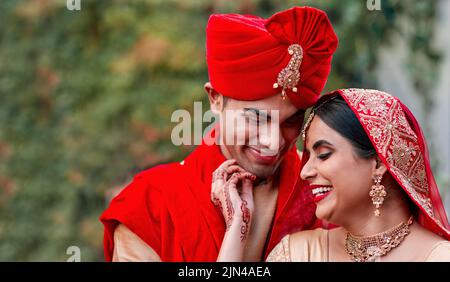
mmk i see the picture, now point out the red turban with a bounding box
[206,6,338,109]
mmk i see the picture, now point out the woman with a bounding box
[212,88,450,262]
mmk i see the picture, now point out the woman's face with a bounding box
[300,116,378,226]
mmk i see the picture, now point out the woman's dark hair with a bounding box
[312,94,418,215]
[313,94,377,159]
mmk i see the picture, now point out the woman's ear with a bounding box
[372,156,388,178]
[204,82,224,114]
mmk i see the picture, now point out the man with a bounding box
[100,6,338,262]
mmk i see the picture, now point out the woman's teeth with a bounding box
[312,187,333,196]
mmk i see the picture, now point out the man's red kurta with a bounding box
[100,130,318,261]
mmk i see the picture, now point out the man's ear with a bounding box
[204,82,224,114]
[372,156,388,179]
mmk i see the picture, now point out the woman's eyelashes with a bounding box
[317,151,332,160]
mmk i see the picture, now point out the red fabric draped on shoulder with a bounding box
[100,164,182,261]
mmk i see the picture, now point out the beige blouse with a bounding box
[266,228,450,262]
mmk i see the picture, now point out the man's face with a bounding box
[208,86,305,179]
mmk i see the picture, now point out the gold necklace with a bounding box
[345,216,413,262]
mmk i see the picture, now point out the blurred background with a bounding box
[0,0,449,261]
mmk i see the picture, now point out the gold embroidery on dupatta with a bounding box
[340,89,434,218]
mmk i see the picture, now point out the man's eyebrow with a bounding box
[243,108,271,121]
[312,140,334,150]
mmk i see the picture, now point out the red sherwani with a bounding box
[100,131,318,261]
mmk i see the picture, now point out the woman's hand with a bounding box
[211,159,256,235]
[211,159,256,261]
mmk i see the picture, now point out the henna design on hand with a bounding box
[212,194,223,213]
[240,200,251,241]
[224,182,234,231]
[213,168,226,180]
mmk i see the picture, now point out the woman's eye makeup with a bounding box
[317,151,332,160]
[312,140,334,160]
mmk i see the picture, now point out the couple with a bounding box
[100,7,450,262]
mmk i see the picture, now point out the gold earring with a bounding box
[369,175,386,217]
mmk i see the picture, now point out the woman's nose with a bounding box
[300,158,316,181]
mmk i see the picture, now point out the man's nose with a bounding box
[258,123,284,153]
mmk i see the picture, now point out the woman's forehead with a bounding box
[305,117,343,148]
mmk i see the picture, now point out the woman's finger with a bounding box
[225,165,247,177]
[222,173,242,229]
[212,167,227,189]
[214,159,237,182]
[212,159,236,189]
[216,159,237,171]
[225,173,242,201]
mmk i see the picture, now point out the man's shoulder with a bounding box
[135,161,183,182]
[109,161,188,208]
[125,161,187,192]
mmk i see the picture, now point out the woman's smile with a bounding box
[310,184,334,203]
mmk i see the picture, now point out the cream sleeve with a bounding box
[112,224,161,262]
[265,235,291,262]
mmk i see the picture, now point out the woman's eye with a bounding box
[317,152,331,160]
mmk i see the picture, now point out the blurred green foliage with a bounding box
[0,0,440,261]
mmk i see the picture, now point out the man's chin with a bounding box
[228,146,287,178]
[240,161,279,179]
